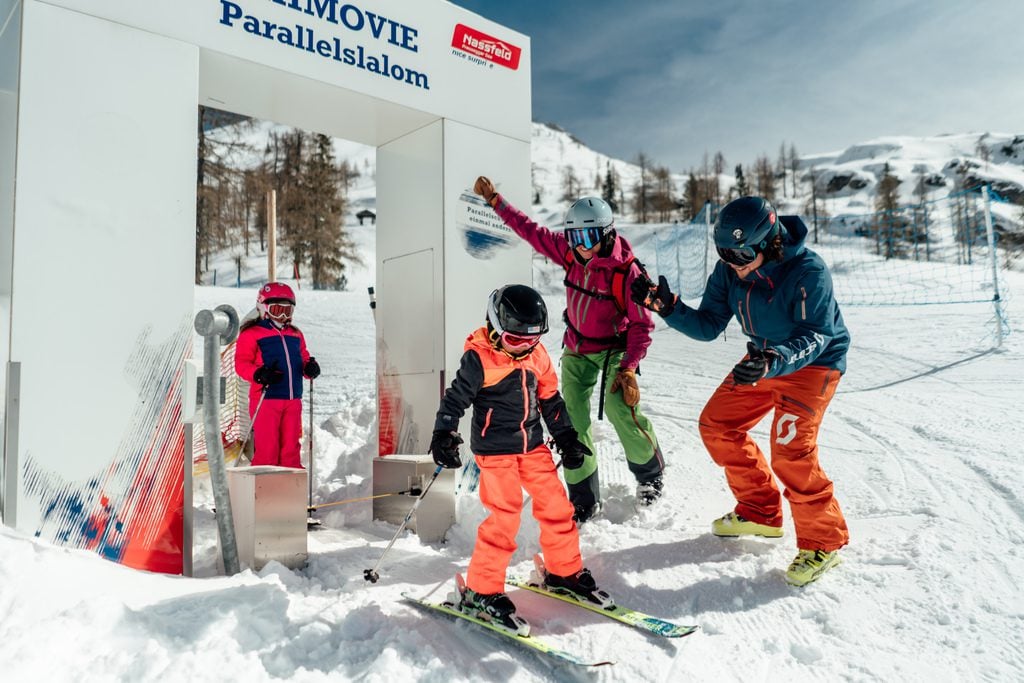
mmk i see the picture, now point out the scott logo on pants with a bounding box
[776,413,799,445]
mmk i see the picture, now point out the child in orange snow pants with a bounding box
[468,446,581,594]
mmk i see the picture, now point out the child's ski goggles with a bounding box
[500,331,542,354]
[267,302,294,319]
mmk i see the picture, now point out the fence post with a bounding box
[981,185,1004,347]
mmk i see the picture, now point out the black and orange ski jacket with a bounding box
[434,326,577,456]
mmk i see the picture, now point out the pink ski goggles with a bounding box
[500,331,541,353]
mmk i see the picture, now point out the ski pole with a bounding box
[363,464,444,583]
[307,379,315,514]
[235,388,267,467]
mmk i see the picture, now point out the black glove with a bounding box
[253,365,284,386]
[631,274,678,318]
[304,357,321,379]
[429,430,463,469]
[732,342,780,385]
[555,434,592,470]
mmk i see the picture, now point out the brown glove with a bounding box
[610,368,640,407]
[474,176,498,206]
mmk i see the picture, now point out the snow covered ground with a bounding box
[2,213,1023,682]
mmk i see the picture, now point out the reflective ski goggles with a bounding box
[267,301,294,319]
[500,331,542,354]
[565,226,605,250]
[716,245,760,267]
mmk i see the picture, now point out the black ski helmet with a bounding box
[486,284,549,336]
[713,196,781,266]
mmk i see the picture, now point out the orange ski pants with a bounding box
[699,365,849,552]
[466,446,583,595]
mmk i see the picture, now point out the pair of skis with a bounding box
[402,555,698,668]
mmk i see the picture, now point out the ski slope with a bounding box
[1,214,1022,681]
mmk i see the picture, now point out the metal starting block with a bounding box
[226,466,309,570]
[372,454,455,542]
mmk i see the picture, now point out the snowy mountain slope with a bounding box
[788,132,1024,236]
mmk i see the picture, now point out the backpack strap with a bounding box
[562,253,638,315]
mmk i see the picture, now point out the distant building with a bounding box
[357,209,376,225]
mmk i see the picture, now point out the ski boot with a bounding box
[459,587,530,636]
[711,511,783,538]
[542,567,615,609]
[785,549,841,587]
[572,501,601,525]
[636,477,664,506]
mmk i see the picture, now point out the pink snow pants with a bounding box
[251,397,304,468]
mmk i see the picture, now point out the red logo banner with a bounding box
[452,23,521,70]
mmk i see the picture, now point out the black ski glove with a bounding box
[253,365,284,386]
[303,357,321,379]
[554,434,592,470]
[631,274,679,318]
[732,342,780,385]
[429,430,464,469]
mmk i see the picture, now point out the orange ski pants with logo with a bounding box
[699,366,849,552]
[466,446,583,595]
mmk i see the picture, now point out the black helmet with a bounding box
[714,196,781,266]
[486,284,549,336]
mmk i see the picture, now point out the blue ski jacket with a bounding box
[663,215,850,377]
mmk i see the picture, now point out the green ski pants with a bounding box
[559,350,663,507]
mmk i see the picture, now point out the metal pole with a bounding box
[981,185,1004,348]
[811,167,819,244]
[194,305,241,574]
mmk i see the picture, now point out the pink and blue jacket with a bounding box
[493,195,655,370]
[234,319,312,403]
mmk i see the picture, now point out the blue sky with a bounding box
[449,0,1024,171]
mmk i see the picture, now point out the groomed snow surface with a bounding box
[1,222,1022,682]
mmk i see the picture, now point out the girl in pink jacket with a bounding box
[234,282,320,468]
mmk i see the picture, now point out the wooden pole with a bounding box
[266,189,277,281]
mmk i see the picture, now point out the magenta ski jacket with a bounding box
[493,195,654,369]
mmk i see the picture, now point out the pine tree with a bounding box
[195,106,254,283]
[304,134,359,290]
[713,152,726,208]
[561,165,581,201]
[601,162,619,212]
[683,172,701,220]
[788,143,800,197]
[873,162,904,258]
[631,152,651,223]
[754,155,776,201]
[734,164,749,198]
[777,142,788,197]
[651,166,676,222]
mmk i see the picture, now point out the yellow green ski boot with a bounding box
[785,549,841,587]
[711,511,784,538]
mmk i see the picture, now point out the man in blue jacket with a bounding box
[632,196,850,587]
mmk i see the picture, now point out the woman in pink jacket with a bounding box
[473,177,664,523]
[234,282,320,468]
